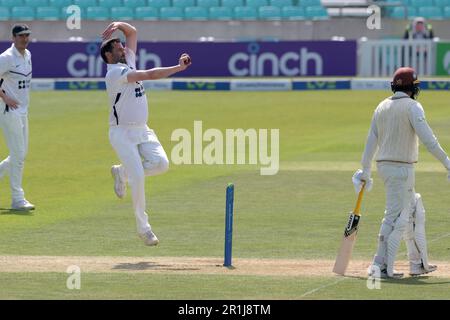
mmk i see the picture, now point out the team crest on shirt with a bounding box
[135,82,145,97]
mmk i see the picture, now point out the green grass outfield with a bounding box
[0,90,450,300]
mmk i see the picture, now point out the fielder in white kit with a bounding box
[0,24,35,211]
[353,67,450,278]
[100,22,191,246]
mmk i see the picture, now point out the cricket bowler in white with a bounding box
[101,22,191,246]
[354,67,450,278]
[0,24,35,211]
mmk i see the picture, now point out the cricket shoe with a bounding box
[409,263,437,276]
[111,165,126,199]
[368,265,404,279]
[11,199,35,211]
[139,230,159,246]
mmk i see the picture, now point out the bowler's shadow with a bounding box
[0,208,34,216]
[343,274,450,286]
[112,261,200,272]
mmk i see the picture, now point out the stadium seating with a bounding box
[73,0,98,8]
[1,0,25,7]
[123,0,146,7]
[246,0,269,8]
[184,6,209,20]
[98,0,123,7]
[85,6,109,20]
[234,6,258,19]
[258,6,282,20]
[0,7,10,21]
[299,0,322,7]
[418,6,443,19]
[389,6,417,19]
[221,0,245,8]
[281,6,305,20]
[11,7,35,20]
[270,0,293,7]
[444,6,450,18]
[172,0,196,8]
[435,0,450,6]
[49,0,72,6]
[159,7,184,20]
[409,0,434,6]
[36,6,60,20]
[134,6,159,19]
[305,6,328,19]
[209,6,233,19]
[24,0,48,7]
[197,0,220,7]
[147,0,171,8]
[110,6,134,19]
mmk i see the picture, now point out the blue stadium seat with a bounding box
[389,6,416,19]
[410,0,433,6]
[234,6,257,19]
[134,6,159,19]
[270,0,292,7]
[86,6,109,20]
[184,6,208,19]
[24,0,48,7]
[281,5,304,20]
[160,7,184,20]
[111,6,134,19]
[197,0,219,7]
[209,6,232,19]
[222,0,244,8]
[99,0,122,7]
[11,7,35,20]
[172,0,195,7]
[123,0,145,7]
[444,6,450,17]
[74,0,98,8]
[1,0,24,7]
[36,6,60,20]
[418,6,443,19]
[147,0,170,8]
[246,0,268,7]
[435,0,450,7]
[299,0,321,6]
[0,7,10,21]
[49,0,72,7]
[258,6,281,19]
[304,6,328,19]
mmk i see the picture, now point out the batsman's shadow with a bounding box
[112,261,200,272]
[343,274,450,286]
[0,208,34,216]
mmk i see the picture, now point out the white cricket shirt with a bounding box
[0,44,32,115]
[105,48,148,126]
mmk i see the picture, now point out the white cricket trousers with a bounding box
[373,162,416,273]
[109,125,169,234]
[0,111,28,202]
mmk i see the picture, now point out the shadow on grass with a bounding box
[0,208,34,216]
[343,274,450,286]
[112,262,200,272]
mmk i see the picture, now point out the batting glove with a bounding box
[352,169,373,193]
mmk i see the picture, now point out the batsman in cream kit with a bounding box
[101,22,191,246]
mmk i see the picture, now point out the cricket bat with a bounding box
[332,181,366,275]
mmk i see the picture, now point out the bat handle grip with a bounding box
[353,181,366,214]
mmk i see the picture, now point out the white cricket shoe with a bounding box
[410,263,437,276]
[11,199,35,211]
[139,230,159,246]
[368,265,404,279]
[111,165,126,199]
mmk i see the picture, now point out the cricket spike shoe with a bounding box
[11,199,35,211]
[410,263,437,276]
[111,165,126,199]
[139,230,159,246]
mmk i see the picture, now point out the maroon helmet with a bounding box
[390,67,421,99]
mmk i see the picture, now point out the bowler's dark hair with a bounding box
[100,38,121,63]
